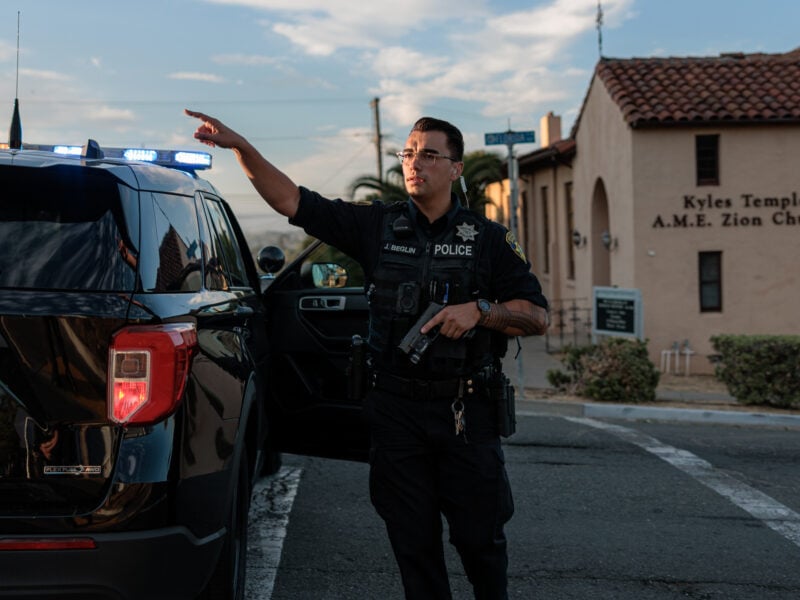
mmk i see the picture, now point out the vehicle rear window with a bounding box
[0,164,138,291]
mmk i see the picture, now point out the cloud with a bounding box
[0,40,15,62]
[205,0,479,55]
[370,47,449,81]
[168,71,226,83]
[199,0,635,129]
[20,67,70,82]
[86,105,136,122]
[278,125,377,198]
[372,0,635,125]
[211,53,283,66]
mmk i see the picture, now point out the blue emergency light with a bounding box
[6,142,213,172]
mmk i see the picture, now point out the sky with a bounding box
[2,0,799,234]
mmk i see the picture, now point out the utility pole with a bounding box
[370,97,383,183]
[484,125,536,400]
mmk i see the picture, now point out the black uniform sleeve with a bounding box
[289,187,383,268]
[484,222,548,309]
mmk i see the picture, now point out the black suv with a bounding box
[0,141,370,599]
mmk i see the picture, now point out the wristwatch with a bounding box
[476,298,492,324]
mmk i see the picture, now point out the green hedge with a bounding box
[710,334,800,409]
[546,338,660,403]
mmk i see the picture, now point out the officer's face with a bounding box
[401,130,462,202]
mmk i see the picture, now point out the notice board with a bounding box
[592,287,643,341]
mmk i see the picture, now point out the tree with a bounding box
[348,151,504,216]
[347,163,406,204]
[458,151,504,215]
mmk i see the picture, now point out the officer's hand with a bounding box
[420,302,480,340]
[185,109,245,150]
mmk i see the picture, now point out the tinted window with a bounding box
[141,193,203,292]
[0,165,137,291]
[202,197,248,288]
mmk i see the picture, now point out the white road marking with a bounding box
[246,466,303,599]
[565,417,800,548]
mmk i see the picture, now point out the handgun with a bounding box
[397,302,444,365]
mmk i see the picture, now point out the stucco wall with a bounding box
[571,76,800,373]
[573,77,636,292]
[498,73,800,374]
[631,125,800,371]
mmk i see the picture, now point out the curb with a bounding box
[519,397,800,428]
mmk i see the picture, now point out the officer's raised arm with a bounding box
[184,109,300,219]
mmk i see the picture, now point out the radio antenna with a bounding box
[15,11,20,97]
[9,11,22,149]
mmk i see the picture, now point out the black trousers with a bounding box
[364,384,514,600]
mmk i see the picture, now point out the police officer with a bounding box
[186,109,549,600]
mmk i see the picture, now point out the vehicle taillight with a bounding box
[0,538,97,551]
[108,323,198,425]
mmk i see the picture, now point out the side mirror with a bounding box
[257,246,286,275]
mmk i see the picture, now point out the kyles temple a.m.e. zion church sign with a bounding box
[651,192,800,229]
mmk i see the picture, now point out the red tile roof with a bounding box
[518,138,576,174]
[594,48,800,128]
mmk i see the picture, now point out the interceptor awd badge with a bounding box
[506,231,527,262]
[44,465,102,475]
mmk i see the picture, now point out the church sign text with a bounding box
[651,192,800,229]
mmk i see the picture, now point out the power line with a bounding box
[13,98,366,106]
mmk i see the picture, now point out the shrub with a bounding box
[710,334,800,409]
[547,338,660,403]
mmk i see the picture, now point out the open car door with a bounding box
[263,239,370,462]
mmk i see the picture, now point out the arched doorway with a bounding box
[591,178,611,287]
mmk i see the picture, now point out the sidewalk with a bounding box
[503,336,800,429]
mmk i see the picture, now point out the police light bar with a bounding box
[106,147,212,171]
[6,142,212,171]
[123,148,158,162]
[54,145,83,155]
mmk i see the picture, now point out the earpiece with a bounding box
[459,176,470,208]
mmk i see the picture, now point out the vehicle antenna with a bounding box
[9,11,22,149]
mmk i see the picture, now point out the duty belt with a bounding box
[371,370,485,400]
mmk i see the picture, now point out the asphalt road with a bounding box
[246,411,800,599]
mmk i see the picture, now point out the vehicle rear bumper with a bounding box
[0,525,224,599]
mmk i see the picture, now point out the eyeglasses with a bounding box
[396,150,459,166]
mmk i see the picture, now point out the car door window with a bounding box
[303,242,365,289]
[200,195,249,290]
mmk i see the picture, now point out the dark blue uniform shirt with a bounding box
[289,186,548,309]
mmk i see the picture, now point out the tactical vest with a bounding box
[367,201,503,378]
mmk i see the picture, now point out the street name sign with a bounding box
[484,130,536,146]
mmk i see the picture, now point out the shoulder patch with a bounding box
[505,231,527,263]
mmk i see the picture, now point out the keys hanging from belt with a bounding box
[451,379,468,442]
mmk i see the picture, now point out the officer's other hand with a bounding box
[420,303,479,340]
[185,109,243,150]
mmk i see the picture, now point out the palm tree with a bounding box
[458,151,504,215]
[348,151,504,216]
[347,163,406,204]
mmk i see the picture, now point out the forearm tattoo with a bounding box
[480,303,547,335]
